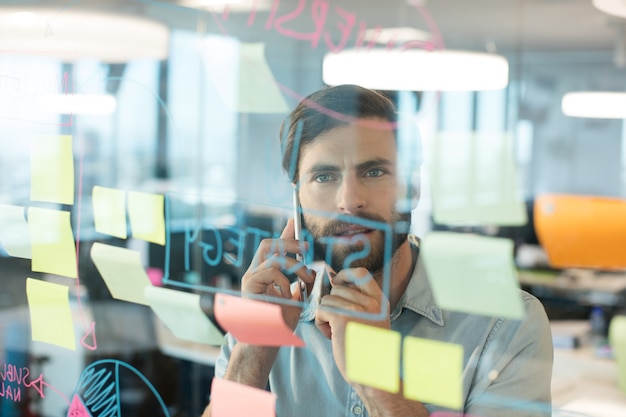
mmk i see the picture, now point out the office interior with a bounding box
[1,0,626,416]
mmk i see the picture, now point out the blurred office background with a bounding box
[1,0,626,416]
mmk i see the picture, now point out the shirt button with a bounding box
[354,406,363,415]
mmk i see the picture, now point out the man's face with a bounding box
[297,118,409,275]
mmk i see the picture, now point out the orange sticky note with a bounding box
[214,293,304,347]
[30,134,74,205]
[92,186,127,239]
[28,207,77,278]
[345,322,401,393]
[128,191,165,245]
[403,336,463,409]
[535,193,626,269]
[26,278,76,350]
[211,377,276,417]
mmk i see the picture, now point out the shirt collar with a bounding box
[299,235,445,327]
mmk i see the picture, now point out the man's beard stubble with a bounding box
[302,210,411,276]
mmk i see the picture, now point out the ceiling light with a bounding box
[0,8,169,63]
[562,92,626,119]
[323,49,508,91]
[38,94,117,115]
[179,0,272,12]
[593,0,626,18]
[363,27,431,45]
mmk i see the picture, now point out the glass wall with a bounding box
[0,1,625,416]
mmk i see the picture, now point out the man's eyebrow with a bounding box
[306,164,340,175]
[356,158,395,172]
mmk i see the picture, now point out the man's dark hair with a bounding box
[280,84,397,183]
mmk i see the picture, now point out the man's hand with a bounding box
[215,219,316,397]
[314,268,429,417]
[315,267,390,379]
[242,218,316,330]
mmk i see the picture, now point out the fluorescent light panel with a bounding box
[562,92,626,119]
[0,8,169,62]
[323,49,508,91]
[363,27,432,44]
[593,0,626,18]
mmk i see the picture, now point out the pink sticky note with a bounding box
[211,378,276,417]
[67,394,91,417]
[214,293,305,347]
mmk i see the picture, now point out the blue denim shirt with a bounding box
[215,237,553,417]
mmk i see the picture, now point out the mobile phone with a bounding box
[293,189,308,302]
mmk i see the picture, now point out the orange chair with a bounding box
[534,193,626,270]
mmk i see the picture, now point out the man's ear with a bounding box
[396,176,420,212]
[406,169,421,210]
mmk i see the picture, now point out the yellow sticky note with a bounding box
[428,132,526,226]
[28,207,77,278]
[90,242,152,305]
[128,191,165,245]
[201,38,289,113]
[345,322,401,393]
[421,232,524,319]
[26,278,76,350]
[92,186,127,239]
[30,134,74,205]
[403,337,463,409]
[0,204,31,258]
[237,43,289,113]
[145,287,224,345]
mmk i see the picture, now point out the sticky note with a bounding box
[28,207,77,278]
[237,43,289,113]
[211,377,276,417]
[26,278,76,350]
[214,293,305,347]
[30,134,74,205]
[535,194,626,270]
[403,336,463,409]
[345,322,401,393]
[428,132,526,226]
[145,286,224,345]
[202,38,289,113]
[128,191,165,245]
[421,232,524,319]
[608,315,626,393]
[90,242,153,305]
[0,204,31,258]
[92,186,127,239]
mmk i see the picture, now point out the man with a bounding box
[204,84,553,416]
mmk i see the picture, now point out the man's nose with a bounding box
[337,175,366,213]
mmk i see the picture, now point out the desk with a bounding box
[551,321,626,417]
[519,269,626,308]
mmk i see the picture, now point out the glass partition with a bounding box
[0,1,624,416]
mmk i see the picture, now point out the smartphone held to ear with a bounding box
[293,189,309,302]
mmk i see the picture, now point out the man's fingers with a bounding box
[331,268,379,296]
[280,218,295,239]
[243,255,315,297]
[249,237,308,269]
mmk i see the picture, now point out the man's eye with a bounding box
[365,168,385,177]
[314,173,334,183]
